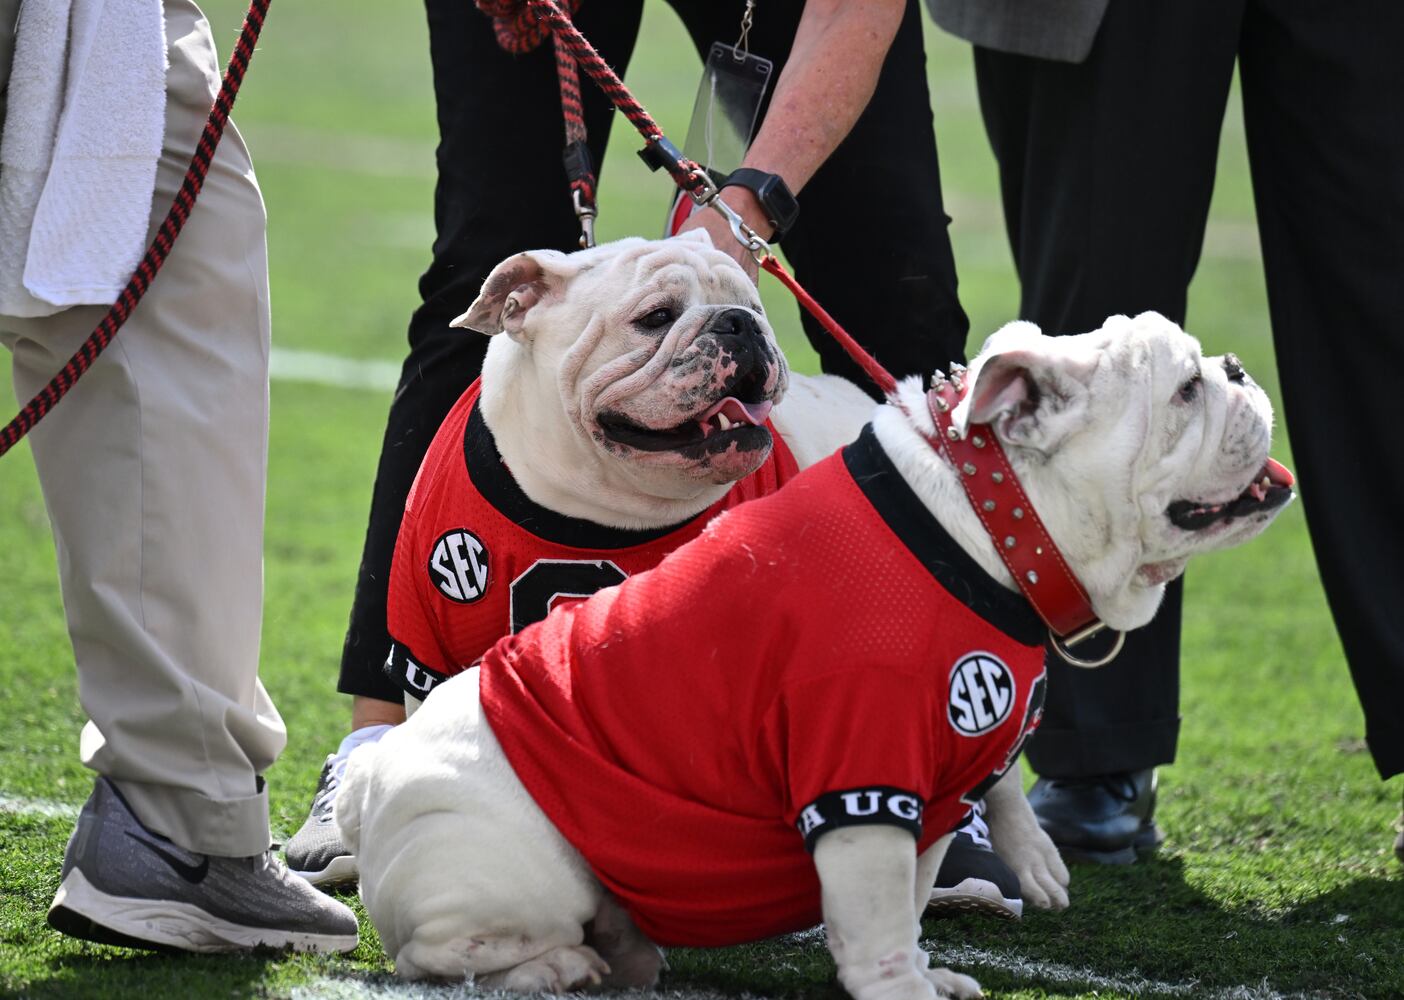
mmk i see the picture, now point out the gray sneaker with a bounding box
[283,753,358,888]
[48,777,359,953]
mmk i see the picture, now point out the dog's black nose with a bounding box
[1223,353,1246,383]
[708,308,763,341]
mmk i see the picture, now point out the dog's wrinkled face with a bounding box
[952,312,1293,630]
[454,232,788,497]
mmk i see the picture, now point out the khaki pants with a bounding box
[1,0,285,856]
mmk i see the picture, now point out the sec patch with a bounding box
[948,651,1015,737]
[428,528,490,604]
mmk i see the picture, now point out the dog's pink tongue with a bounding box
[1265,457,1294,488]
[701,397,773,426]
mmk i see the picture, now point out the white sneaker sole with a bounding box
[49,867,359,954]
[289,853,359,889]
[927,877,1023,920]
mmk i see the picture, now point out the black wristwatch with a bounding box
[722,168,800,242]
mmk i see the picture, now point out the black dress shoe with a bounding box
[1028,769,1165,865]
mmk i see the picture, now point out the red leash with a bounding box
[0,0,272,459]
[759,256,896,396]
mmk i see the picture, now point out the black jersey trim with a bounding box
[463,397,709,549]
[384,641,451,699]
[796,786,925,852]
[842,424,1045,647]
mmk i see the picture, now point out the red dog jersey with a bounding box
[385,379,799,697]
[479,425,1048,947]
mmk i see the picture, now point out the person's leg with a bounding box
[3,0,355,951]
[287,0,646,886]
[972,0,1243,860]
[1238,0,1404,786]
[336,0,645,714]
[7,0,280,861]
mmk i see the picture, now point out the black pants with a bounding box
[975,0,1404,780]
[339,0,969,702]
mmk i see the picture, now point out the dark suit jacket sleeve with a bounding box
[926,0,1110,63]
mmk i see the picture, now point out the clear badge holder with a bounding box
[665,41,773,236]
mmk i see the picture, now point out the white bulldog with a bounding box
[337,311,1293,997]
[457,229,822,528]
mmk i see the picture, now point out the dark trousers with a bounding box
[975,0,1404,779]
[339,0,969,702]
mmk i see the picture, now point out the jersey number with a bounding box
[508,559,627,634]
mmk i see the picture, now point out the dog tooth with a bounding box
[717,413,732,431]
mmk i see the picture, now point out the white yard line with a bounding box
[937,943,1293,999]
[269,347,401,393]
[0,794,79,820]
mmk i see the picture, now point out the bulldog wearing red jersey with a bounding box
[472,428,1048,948]
[340,314,1293,998]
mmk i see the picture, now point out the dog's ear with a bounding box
[954,322,1098,452]
[452,249,572,338]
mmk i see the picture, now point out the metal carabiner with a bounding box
[687,170,771,263]
[572,188,597,249]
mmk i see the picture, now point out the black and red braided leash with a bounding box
[0,0,271,459]
[479,0,600,245]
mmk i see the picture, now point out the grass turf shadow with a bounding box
[5,949,282,1000]
[924,853,1404,998]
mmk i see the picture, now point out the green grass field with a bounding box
[2,2,1400,997]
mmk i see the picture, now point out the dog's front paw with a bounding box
[477,944,611,994]
[925,966,982,999]
[838,948,945,1000]
[992,821,1070,911]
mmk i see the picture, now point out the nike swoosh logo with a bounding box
[124,831,210,883]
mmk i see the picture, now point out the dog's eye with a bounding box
[635,307,676,331]
[1177,373,1202,403]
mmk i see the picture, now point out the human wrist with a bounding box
[722,167,801,242]
[717,184,774,240]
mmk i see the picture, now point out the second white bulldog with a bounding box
[455,229,800,527]
[339,312,1294,997]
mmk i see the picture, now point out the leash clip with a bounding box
[563,140,598,248]
[572,188,597,249]
[689,170,770,263]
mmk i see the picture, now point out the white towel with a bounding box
[0,0,166,317]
